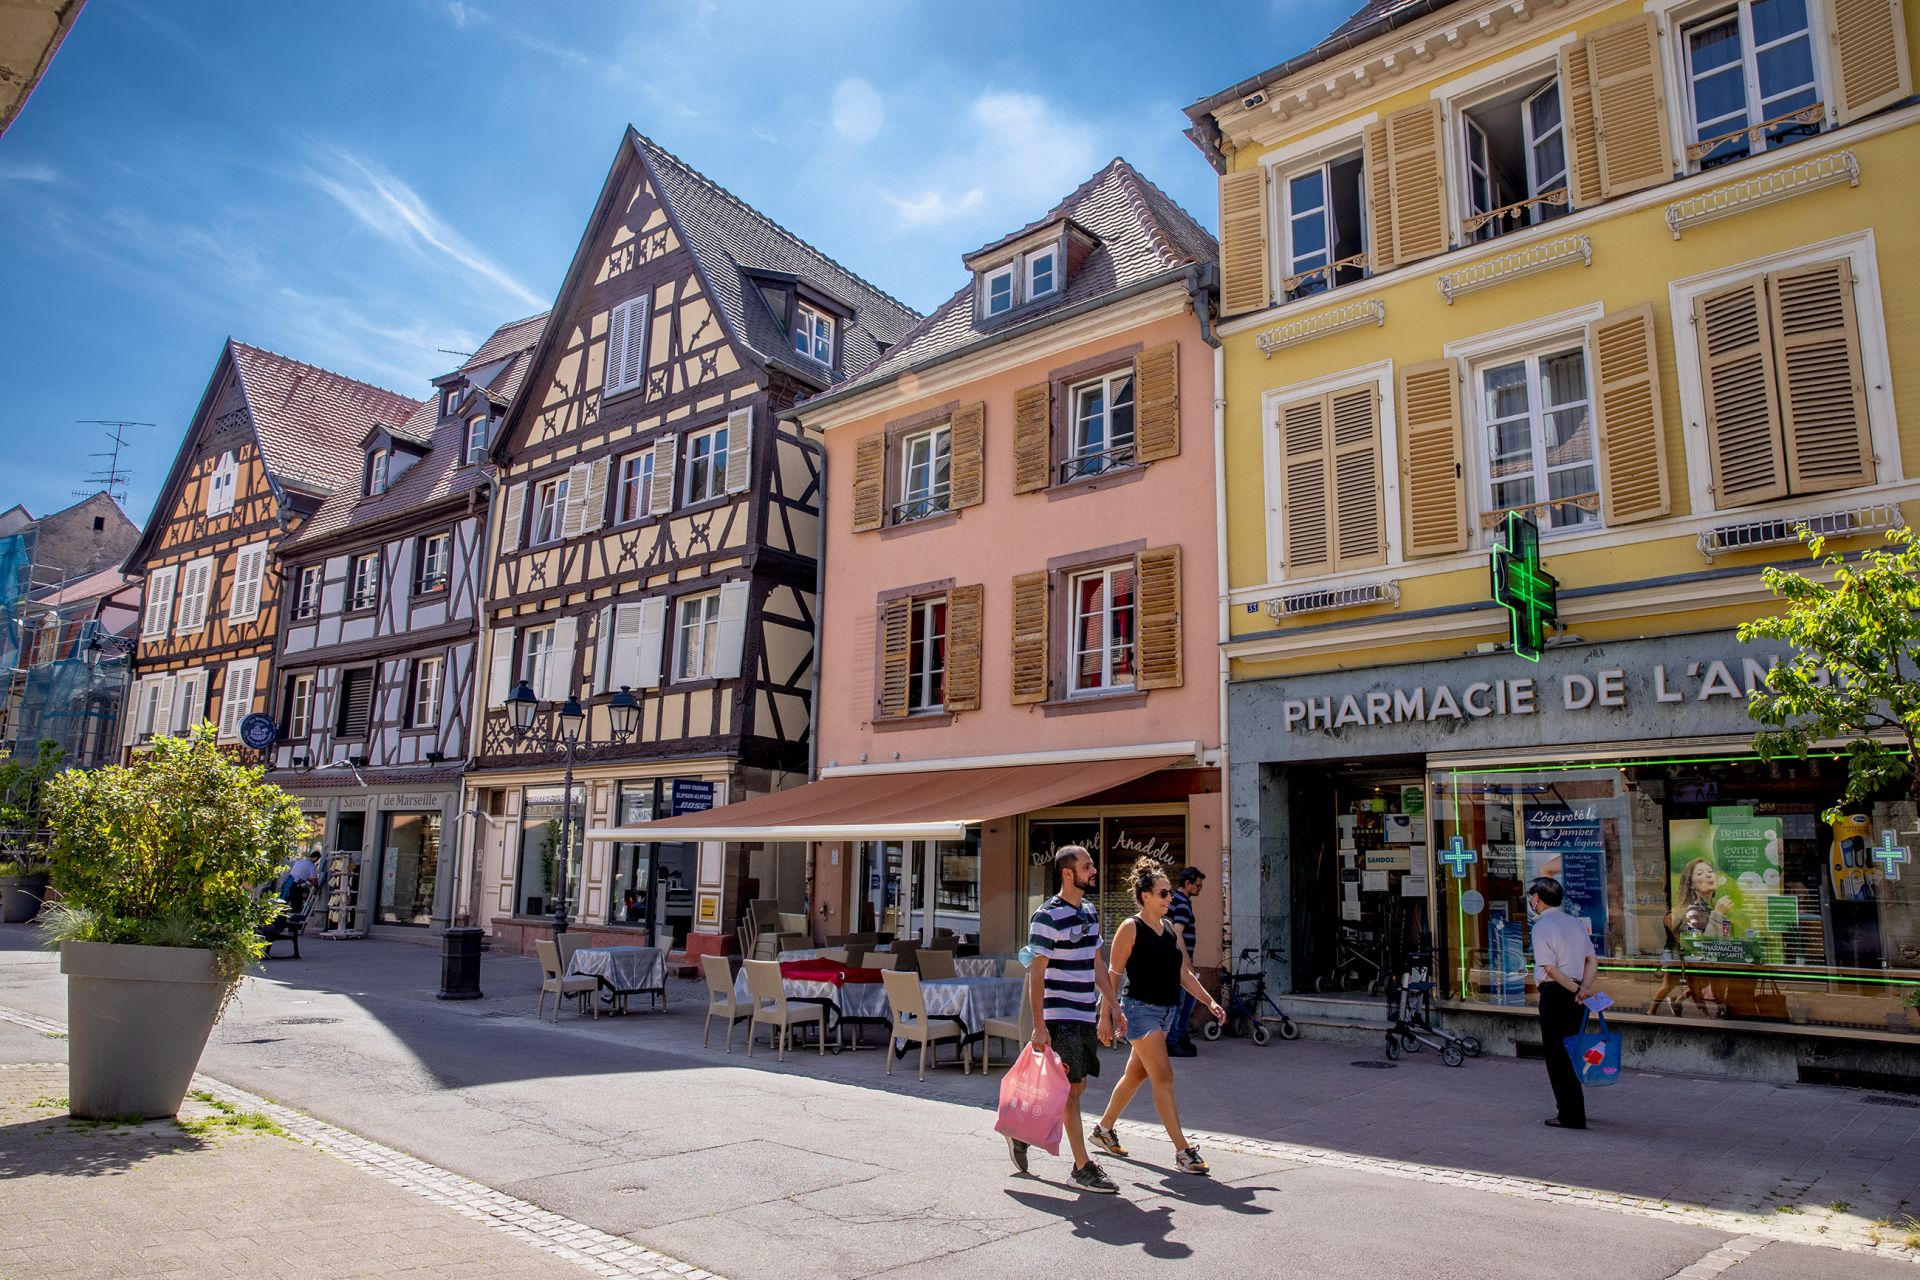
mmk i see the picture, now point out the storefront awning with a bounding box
[584,753,1189,843]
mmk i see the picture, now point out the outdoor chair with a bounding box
[865,952,900,971]
[980,975,1032,1072]
[744,959,830,1060]
[820,948,849,963]
[259,880,315,961]
[1001,958,1026,979]
[535,939,598,1022]
[890,939,920,971]
[917,949,956,980]
[555,932,584,975]
[843,944,870,967]
[701,955,751,1052]
[882,969,967,1081]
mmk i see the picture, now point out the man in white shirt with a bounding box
[1528,876,1598,1130]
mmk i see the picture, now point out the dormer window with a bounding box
[977,239,1066,321]
[1025,246,1058,300]
[794,302,834,365]
[465,415,489,466]
[366,448,390,497]
[984,266,1015,317]
[440,388,458,418]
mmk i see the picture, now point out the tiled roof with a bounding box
[635,135,922,385]
[462,311,549,372]
[29,567,138,608]
[824,158,1215,399]
[228,343,423,496]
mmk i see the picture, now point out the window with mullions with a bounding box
[1063,370,1136,483]
[1478,346,1598,535]
[1460,78,1571,242]
[895,425,952,523]
[349,552,380,611]
[616,450,654,524]
[1282,152,1366,301]
[530,475,569,545]
[907,597,946,713]
[674,592,721,682]
[1069,563,1135,695]
[684,426,729,506]
[1684,0,1822,171]
[794,302,834,365]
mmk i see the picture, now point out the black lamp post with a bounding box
[503,679,641,936]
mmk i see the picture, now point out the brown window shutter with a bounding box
[1218,169,1271,316]
[1363,122,1396,274]
[1770,259,1874,495]
[1832,0,1913,123]
[949,402,986,509]
[1586,14,1676,198]
[944,584,984,711]
[1279,395,1331,575]
[1133,342,1180,463]
[1330,385,1385,568]
[877,597,911,719]
[1009,570,1050,705]
[1013,383,1052,494]
[1135,546,1183,690]
[851,433,886,532]
[1398,359,1469,557]
[1385,102,1449,266]
[1588,304,1672,525]
[1557,39,1602,209]
[1697,276,1789,507]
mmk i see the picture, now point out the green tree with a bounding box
[1739,527,1920,821]
[0,739,66,859]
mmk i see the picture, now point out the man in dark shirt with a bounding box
[1165,867,1204,1056]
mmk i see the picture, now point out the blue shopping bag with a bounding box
[1564,1012,1622,1087]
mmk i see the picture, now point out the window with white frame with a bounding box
[530,474,569,544]
[136,678,166,740]
[464,415,488,465]
[895,424,952,523]
[1025,246,1058,300]
[616,450,654,523]
[1282,151,1367,300]
[414,532,450,594]
[349,551,380,611]
[1459,76,1571,242]
[366,448,389,497]
[1682,0,1822,171]
[674,591,722,682]
[1069,563,1136,695]
[794,302,834,365]
[684,425,729,506]
[293,565,322,620]
[1063,369,1137,482]
[520,624,555,694]
[983,265,1015,318]
[284,673,314,739]
[907,596,947,713]
[441,388,459,418]
[411,656,444,729]
[1476,344,1599,535]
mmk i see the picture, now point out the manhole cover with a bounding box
[1863,1095,1920,1108]
[270,1016,341,1026]
[1350,1060,1397,1069]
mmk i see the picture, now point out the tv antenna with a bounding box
[72,420,153,503]
[436,347,474,358]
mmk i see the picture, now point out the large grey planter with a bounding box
[0,873,48,923]
[61,940,225,1119]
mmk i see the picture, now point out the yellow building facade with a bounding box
[1188,0,1919,1078]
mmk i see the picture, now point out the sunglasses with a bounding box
[1151,888,1172,898]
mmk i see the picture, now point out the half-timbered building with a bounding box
[123,343,421,772]
[270,315,543,935]
[465,130,919,957]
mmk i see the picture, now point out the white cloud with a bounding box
[882,187,984,227]
[0,162,61,184]
[879,90,1102,229]
[831,78,884,144]
[444,1,478,27]
[303,146,544,309]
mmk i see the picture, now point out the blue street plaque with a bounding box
[671,779,715,816]
[239,713,278,750]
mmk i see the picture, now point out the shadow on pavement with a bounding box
[1002,1185,1190,1258]
[0,1114,201,1179]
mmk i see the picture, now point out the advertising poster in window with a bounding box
[1523,805,1608,952]
[1667,809,1784,964]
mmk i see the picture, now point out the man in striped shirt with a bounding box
[1165,866,1203,1057]
[1012,844,1123,1194]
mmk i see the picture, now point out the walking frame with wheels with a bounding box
[1317,924,1387,995]
[1200,947,1299,1045]
[1382,937,1481,1068]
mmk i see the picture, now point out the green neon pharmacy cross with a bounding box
[1441,836,1478,878]
[1874,831,1911,880]
[1490,511,1559,662]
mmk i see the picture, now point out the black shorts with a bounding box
[1046,1020,1102,1083]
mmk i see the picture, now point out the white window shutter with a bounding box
[724,407,753,494]
[183,670,207,733]
[610,602,644,690]
[546,615,578,702]
[175,558,211,635]
[498,483,527,553]
[229,544,266,622]
[581,458,610,534]
[635,597,666,689]
[122,677,147,747]
[218,661,255,742]
[143,566,178,638]
[561,462,592,538]
[713,581,750,679]
[594,605,613,694]
[604,304,630,396]
[488,626,516,705]
[153,674,177,739]
[649,435,677,516]
[624,299,648,392]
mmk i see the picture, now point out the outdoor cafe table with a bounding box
[918,976,1023,1050]
[568,945,667,1013]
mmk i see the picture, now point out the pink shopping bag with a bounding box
[994,1046,1068,1157]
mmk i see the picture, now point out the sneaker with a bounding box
[1166,1041,1198,1058]
[1006,1136,1030,1174]
[1071,1161,1120,1195]
[1175,1146,1211,1176]
[1090,1124,1129,1157]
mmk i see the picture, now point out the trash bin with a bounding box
[438,927,484,1000]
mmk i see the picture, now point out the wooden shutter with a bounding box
[949,403,986,510]
[635,597,666,689]
[944,584,984,712]
[1135,546,1183,691]
[218,660,255,742]
[498,482,527,553]
[1399,360,1469,557]
[623,299,649,392]
[851,433,886,531]
[1832,0,1913,122]
[153,674,177,740]
[143,565,177,637]
[1771,260,1873,495]
[605,304,628,396]
[723,407,753,494]
[1012,383,1052,494]
[1697,276,1789,506]
[1588,305,1671,525]
[1363,122,1396,275]
[487,626,515,704]
[712,581,750,678]
[1009,570,1050,705]
[1133,343,1180,463]
[1330,386,1384,567]
[123,677,147,748]
[580,459,610,534]
[876,597,911,719]
[1218,168,1271,316]
[594,604,613,693]
[609,602,644,690]
[1279,395,1332,575]
[561,462,592,538]
[336,668,372,739]
[649,435,677,516]
[1386,102,1449,265]
[229,544,266,622]
[176,558,212,634]
[1558,39,1602,209]
[546,616,578,702]
[1586,14,1675,198]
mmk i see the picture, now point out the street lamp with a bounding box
[502,679,641,936]
[80,627,134,669]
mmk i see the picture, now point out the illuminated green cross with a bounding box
[1441,836,1478,878]
[1873,830,1910,881]
[1490,511,1558,662]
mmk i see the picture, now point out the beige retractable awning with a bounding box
[585,753,1188,843]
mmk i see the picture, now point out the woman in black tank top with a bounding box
[1088,869,1226,1176]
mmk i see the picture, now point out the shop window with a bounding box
[1024,813,1187,941]
[1458,77,1571,242]
[1475,344,1599,536]
[1068,563,1136,695]
[609,783,657,928]
[1683,0,1822,171]
[1281,151,1366,300]
[514,786,582,919]
[1063,370,1136,483]
[855,833,980,945]
[377,812,439,926]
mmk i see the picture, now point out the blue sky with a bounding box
[0,0,1350,527]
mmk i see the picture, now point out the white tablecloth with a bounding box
[955,957,1011,978]
[569,945,665,993]
[734,969,890,1021]
[920,976,1023,1035]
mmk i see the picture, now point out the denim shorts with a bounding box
[1121,997,1178,1042]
